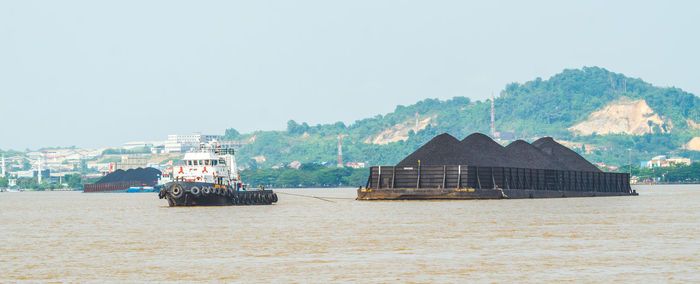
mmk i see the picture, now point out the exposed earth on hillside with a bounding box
[683,137,700,151]
[687,119,700,130]
[365,114,437,145]
[569,97,672,136]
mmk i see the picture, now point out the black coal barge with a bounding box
[358,133,637,200]
[158,141,277,206]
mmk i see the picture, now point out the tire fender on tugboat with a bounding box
[190,186,201,197]
[170,183,184,199]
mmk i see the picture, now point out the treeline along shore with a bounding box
[240,164,368,188]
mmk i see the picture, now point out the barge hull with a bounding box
[357,188,636,200]
[84,181,155,193]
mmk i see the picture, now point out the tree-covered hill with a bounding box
[226,67,700,169]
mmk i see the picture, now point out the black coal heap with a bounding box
[96,167,162,184]
[460,133,510,167]
[504,140,565,170]
[397,133,601,172]
[396,133,467,166]
[531,137,601,172]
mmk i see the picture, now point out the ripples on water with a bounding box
[1,185,698,282]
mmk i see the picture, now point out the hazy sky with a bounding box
[2,1,699,150]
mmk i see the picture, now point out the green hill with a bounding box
[227,67,700,169]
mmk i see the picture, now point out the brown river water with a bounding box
[1,185,698,282]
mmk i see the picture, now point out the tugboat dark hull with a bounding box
[158,181,278,206]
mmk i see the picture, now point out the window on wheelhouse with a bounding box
[187,160,192,166]
[205,160,210,166]
[213,160,218,166]
[219,159,226,165]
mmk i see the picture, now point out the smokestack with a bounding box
[337,135,343,168]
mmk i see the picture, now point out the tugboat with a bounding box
[158,140,278,206]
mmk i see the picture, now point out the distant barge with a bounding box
[83,168,161,193]
[357,165,637,200]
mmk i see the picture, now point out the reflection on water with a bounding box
[1,185,698,282]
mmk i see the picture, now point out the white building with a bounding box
[641,155,692,168]
[346,162,366,169]
[164,134,222,153]
[86,162,113,172]
[115,155,149,170]
[667,157,692,166]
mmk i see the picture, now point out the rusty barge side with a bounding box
[357,165,636,200]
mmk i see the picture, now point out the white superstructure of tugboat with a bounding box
[158,140,277,206]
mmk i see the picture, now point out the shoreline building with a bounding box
[640,155,692,168]
[164,134,221,153]
[115,155,149,171]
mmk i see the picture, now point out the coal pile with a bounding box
[96,167,162,184]
[460,133,510,167]
[532,137,601,172]
[396,133,468,166]
[504,140,565,170]
[397,132,601,172]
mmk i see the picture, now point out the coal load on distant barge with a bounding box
[158,140,277,206]
[84,167,161,192]
[357,133,637,200]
